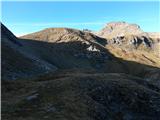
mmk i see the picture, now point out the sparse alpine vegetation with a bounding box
[1,22,160,120]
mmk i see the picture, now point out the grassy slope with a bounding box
[2,70,160,120]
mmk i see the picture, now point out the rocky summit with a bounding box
[1,22,160,120]
[96,22,142,38]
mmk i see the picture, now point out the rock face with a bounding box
[1,23,160,120]
[107,35,153,49]
[96,22,157,51]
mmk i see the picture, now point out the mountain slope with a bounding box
[95,22,160,68]
[20,26,160,79]
[20,27,130,73]
[2,71,160,120]
[1,23,57,80]
[2,23,160,120]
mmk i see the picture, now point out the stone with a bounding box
[26,93,39,101]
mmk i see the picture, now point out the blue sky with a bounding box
[1,1,160,36]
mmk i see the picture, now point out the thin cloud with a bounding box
[15,33,29,37]
[2,0,157,2]
[6,22,105,26]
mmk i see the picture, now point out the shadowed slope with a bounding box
[2,71,160,120]
[1,23,57,80]
[2,23,160,120]
[19,26,160,81]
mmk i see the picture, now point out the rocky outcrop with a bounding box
[107,35,154,50]
[94,22,160,68]
[96,22,160,50]
[95,22,158,50]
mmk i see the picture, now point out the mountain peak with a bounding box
[43,27,80,34]
[106,21,140,30]
[97,21,144,38]
[21,27,99,43]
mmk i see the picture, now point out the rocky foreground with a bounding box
[1,22,160,120]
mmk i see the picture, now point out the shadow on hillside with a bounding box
[17,38,160,79]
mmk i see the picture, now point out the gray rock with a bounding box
[26,93,39,101]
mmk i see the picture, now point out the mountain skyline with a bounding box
[1,1,160,36]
